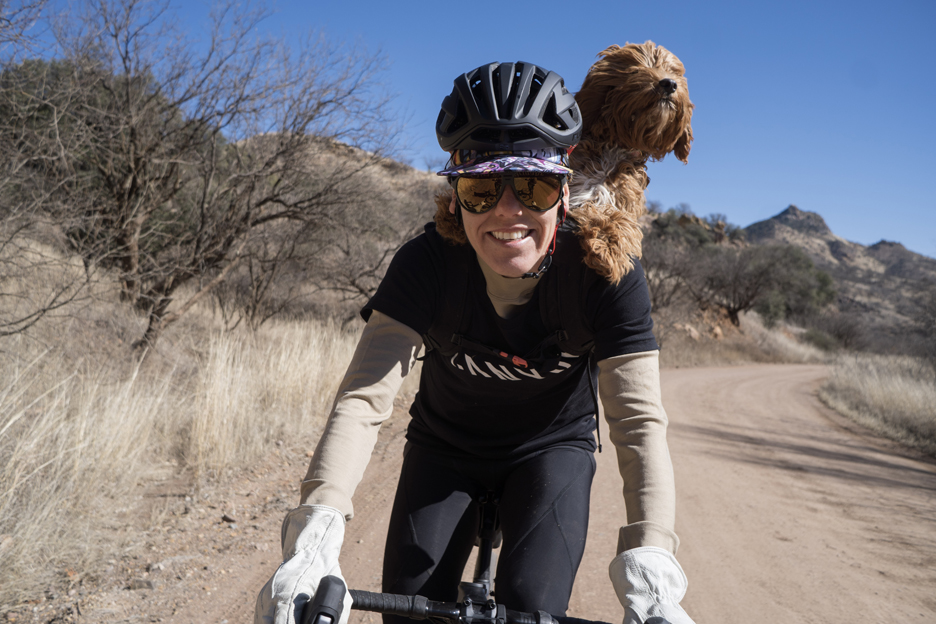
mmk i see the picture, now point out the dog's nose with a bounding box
[658,79,678,95]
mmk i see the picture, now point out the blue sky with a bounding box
[58,0,936,257]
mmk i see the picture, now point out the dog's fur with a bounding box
[434,41,693,283]
[570,41,693,283]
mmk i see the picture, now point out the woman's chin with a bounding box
[482,252,543,278]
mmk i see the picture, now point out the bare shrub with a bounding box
[803,311,869,351]
[0,0,45,61]
[0,230,95,336]
[1,0,398,348]
[640,233,691,311]
[209,155,442,329]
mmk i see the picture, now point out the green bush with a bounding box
[802,328,840,351]
[754,290,787,328]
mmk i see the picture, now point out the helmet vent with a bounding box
[491,65,518,120]
[542,99,567,131]
[446,99,468,133]
[523,73,544,116]
[470,78,489,120]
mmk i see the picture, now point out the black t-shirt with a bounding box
[363,223,657,459]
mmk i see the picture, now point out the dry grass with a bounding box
[0,309,362,606]
[657,310,827,369]
[819,354,936,456]
[0,228,429,607]
[743,314,829,363]
[186,322,362,479]
[0,346,174,603]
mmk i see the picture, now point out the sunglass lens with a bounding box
[456,178,502,213]
[513,176,562,211]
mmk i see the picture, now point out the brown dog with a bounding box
[570,41,693,283]
[433,42,693,280]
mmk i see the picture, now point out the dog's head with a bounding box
[575,41,693,162]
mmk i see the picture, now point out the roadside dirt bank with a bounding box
[7,364,935,623]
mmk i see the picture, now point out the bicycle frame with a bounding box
[458,491,501,604]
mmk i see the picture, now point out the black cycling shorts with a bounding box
[381,443,596,623]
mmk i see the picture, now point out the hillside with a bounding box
[744,205,936,351]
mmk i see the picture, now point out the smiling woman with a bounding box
[453,180,568,278]
[256,60,696,624]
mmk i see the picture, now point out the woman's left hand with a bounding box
[609,547,696,624]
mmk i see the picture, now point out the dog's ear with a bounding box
[576,44,629,132]
[674,123,692,163]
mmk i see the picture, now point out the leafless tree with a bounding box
[1,0,398,348]
[640,235,691,311]
[210,222,312,331]
[0,0,46,60]
[0,23,101,336]
[309,161,439,300]
[210,156,442,329]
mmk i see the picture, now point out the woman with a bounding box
[256,61,695,624]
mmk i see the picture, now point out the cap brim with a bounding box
[437,155,572,177]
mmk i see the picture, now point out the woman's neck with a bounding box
[477,255,539,319]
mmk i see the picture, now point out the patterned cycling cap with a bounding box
[437,148,573,177]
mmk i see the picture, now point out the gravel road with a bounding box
[65,364,936,624]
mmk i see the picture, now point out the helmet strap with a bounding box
[520,201,566,280]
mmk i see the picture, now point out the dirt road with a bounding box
[659,365,936,622]
[71,364,936,623]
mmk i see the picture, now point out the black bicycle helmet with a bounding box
[436,62,582,152]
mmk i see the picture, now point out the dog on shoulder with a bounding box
[569,41,693,283]
[432,42,693,282]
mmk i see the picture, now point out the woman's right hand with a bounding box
[254,505,353,624]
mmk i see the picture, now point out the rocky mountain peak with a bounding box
[869,240,907,252]
[773,204,832,235]
[742,205,936,331]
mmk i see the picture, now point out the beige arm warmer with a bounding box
[300,310,422,520]
[598,351,680,555]
[300,303,680,556]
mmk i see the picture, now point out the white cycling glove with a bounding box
[255,505,353,624]
[609,547,695,624]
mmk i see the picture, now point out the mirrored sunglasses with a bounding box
[453,174,565,214]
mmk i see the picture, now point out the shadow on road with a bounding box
[671,421,936,493]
